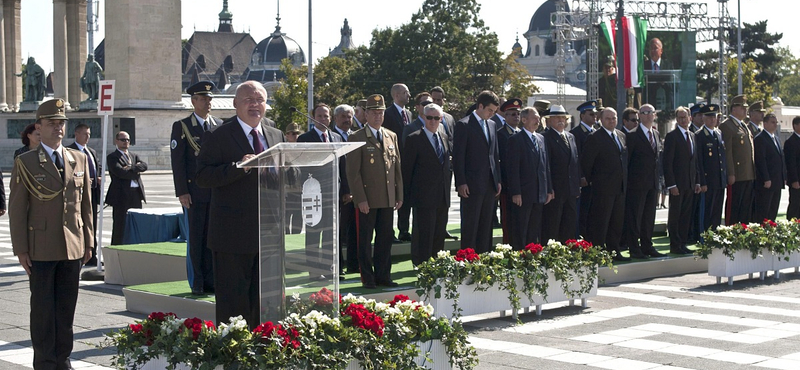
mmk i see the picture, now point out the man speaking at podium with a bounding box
[197,81,284,328]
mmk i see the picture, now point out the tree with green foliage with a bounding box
[695,49,719,102]
[774,47,800,106]
[499,47,540,101]
[726,57,772,106]
[268,59,308,132]
[737,21,783,86]
[314,50,365,107]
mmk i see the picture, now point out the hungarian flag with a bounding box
[600,16,647,88]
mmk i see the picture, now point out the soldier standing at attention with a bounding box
[171,81,221,295]
[719,95,755,224]
[10,99,94,370]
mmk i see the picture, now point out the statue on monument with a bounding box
[19,57,46,102]
[80,54,104,100]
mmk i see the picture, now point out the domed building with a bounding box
[516,0,585,84]
[243,14,306,83]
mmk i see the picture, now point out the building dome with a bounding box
[526,0,571,37]
[251,25,305,66]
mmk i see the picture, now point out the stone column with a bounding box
[53,0,69,108]
[105,0,182,109]
[3,0,20,110]
[0,3,8,111]
[66,0,86,106]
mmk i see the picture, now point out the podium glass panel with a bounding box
[239,142,363,324]
[643,70,681,112]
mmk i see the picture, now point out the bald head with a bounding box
[391,83,410,106]
[234,81,268,127]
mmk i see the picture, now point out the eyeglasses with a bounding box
[425,115,441,121]
[117,138,130,142]
[640,111,655,115]
[418,101,433,106]
[286,132,299,136]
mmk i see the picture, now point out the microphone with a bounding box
[290,106,331,132]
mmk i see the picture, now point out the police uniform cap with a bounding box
[500,98,523,112]
[690,102,707,116]
[365,94,386,110]
[577,100,598,113]
[36,98,68,120]
[749,101,767,112]
[699,104,720,115]
[356,99,368,109]
[285,122,302,134]
[532,100,551,115]
[187,81,216,96]
[730,94,748,108]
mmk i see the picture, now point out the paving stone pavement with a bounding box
[0,172,796,369]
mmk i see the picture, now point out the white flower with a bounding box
[437,250,451,259]
[488,251,503,259]
[495,244,512,252]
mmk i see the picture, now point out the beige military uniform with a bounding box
[719,115,755,182]
[346,126,403,208]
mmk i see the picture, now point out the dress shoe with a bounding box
[670,248,689,255]
[681,246,694,255]
[646,249,667,258]
[398,231,412,242]
[392,237,403,244]
[629,250,649,259]
[84,257,97,266]
[191,287,204,295]
[377,280,399,287]
[445,231,459,240]
[613,254,631,262]
[346,268,360,275]
[362,282,377,289]
[339,275,346,281]
[309,274,327,282]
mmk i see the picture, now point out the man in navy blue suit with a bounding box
[753,113,786,221]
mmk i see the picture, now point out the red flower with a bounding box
[762,219,777,227]
[740,223,749,231]
[565,239,592,252]
[310,287,339,306]
[147,312,176,321]
[455,248,480,262]
[524,243,543,254]
[343,303,384,337]
[183,317,206,340]
[129,323,143,333]
[388,294,411,306]
[253,321,301,348]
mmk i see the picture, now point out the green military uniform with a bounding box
[718,95,755,224]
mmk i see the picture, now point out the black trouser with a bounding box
[356,207,394,285]
[340,201,359,271]
[704,188,725,230]
[213,251,259,329]
[397,202,411,235]
[587,190,625,253]
[30,259,81,370]
[577,186,592,239]
[89,186,100,260]
[285,191,303,234]
[726,180,753,224]
[305,218,334,276]
[788,187,800,220]
[110,188,142,245]
[624,187,658,253]
[187,202,214,291]
[754,186,782,222]
[668,189,694,250]
[499,193,513,244]
[460,179,497,253]
[411,204,448,265]
[688,189,703,242]
[542,194,577,244]
[511,201,543,251]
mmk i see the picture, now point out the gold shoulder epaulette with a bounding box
[14,156,60,201]
[180,120,201,155]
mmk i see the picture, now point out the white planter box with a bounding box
[135,356,222,370]
[770,251,800,277]
[707,248,772,285]
[425,269,598,319]
[345,339,452,370]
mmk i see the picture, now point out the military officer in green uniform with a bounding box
[346,94,403,289]
[10,98,94,370]
[719,95,756,224]
[170,81,222,295]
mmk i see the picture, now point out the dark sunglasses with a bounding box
[117,138,130,142]
[418,101,434,106]
[626,118,639,122]
[425,115,441,121]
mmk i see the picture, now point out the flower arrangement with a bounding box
[415,241,615,322]
[696,219,800,260]
[106,288,478,370]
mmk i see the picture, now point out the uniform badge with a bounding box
[370,158,374,164]
[301,174,323,227]
[34,174,46,181]
[388,145,395,150]
[171,140,177,150]
[74,171,84,177]
[55,100,63,107]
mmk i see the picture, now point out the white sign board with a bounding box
[98,80,115,115]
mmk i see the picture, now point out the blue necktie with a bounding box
[480,119,489,142]
[84,148,97,188]
[531,134,538,151]
[434,133,444,164]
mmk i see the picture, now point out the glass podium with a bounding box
[239,142,364,323]
[643,69,681,112]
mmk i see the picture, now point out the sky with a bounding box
[18,0,799,75]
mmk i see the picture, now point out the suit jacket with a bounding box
[196,116,285,254]
[105,149,147,207]
[505,131,552,204]
[543,128,580,198]
[496,123,517,188]
[626,126,661,191]
[346,125,403,209]
[581,128,628,195]
[719,116,755,181]
[297,127,348,196]
[401,117,425,147]
[785,133,800,185]
[748,121,763,137]
[170,113,221,202]
[663,128,699,192]
[644,58,674,70]
[402,129,452,208]
[9,146,94,261]
[570,122,594,156]
[441,112,456,148]
[453,114,501,195]
[67,142,101,206]
[754,131,786,188]
[696,126,727,190]
[382,103,412,138]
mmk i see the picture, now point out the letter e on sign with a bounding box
[98,80,116,115]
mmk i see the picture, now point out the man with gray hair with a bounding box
[402,103,452,264]
[332,104,359,273]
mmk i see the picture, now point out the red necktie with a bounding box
[251,129,264,154]
[648,130,656,152]
[322,131,328,142]
[401,109,409,125]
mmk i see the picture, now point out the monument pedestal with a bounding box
[18,101,41,112]
[79,99,97,111]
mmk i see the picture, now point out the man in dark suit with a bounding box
[68,123,101,265]
[541,105,580,243]
[688,103,706,244]
[785,116,800,220]
[196,81,284,328]
[401,93,434,144]
[383,83,412,242]
[297,103,343,280]
[170,81,222,295]
[663,107,700,254]
[353,99,367,130]
[581,107,630,261]
[696,104,727,230]
[643,38,675,109]
[453,90,502,253]
[496,98,523,244]
[332,104,359,273]
[643,37,674,71]
[753,113,786,221]
[10,99,94,370]
[720,95,756,224]
[506,106,552,249]
[402,103,452,265]
[622,105,666,258]
[430,86,456,147]
[571,101,599,238]
[346,94,403,289]
[106,131,147,245]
